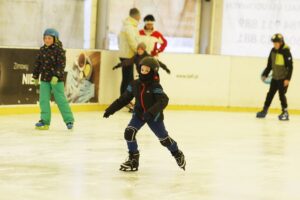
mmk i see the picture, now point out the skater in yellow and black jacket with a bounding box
[257,33,293,120]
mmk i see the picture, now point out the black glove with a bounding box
[166,68,171,74]
[143,112,153,122]
[103,110,113,118]
[112,63,122,70]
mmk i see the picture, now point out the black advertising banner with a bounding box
[0,48,39,105]
[0,48,101,105]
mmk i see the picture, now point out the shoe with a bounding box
[256,108,268,118]
[66,122,74,130]
[278,110,289,121]
[35,120,49,130]
[120,151,140,172]
[172,150,186,171]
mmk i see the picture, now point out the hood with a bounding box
[283,44,289,50]
[123,17,139,27]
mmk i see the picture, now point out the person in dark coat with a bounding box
[256,33,293,121]
[113,42,171,74]
[104,56,185,171]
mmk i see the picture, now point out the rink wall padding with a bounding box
[1,47,300,115]
[99,50,300,111]
[0,104,105,115]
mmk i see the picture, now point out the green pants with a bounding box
[39,81,74,125]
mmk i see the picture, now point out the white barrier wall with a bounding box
[99,51,300,110]
[158,54,232,106]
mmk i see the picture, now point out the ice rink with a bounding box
[0,110,300,200]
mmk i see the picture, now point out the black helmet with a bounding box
[140,56,159,72]
[143,14,155,22]
[271,33,284,43]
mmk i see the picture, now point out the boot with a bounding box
[278,109,289,121]
[35,120,49,130]
[172,150,186,171]
[120,151,140,171]
[256,107,268,118]
[66,122,74,130]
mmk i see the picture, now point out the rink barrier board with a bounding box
[1,48,300,110]
[1,104,300,115]
[100,51,300,110]
[0,104,106,115]
[166,105,300,115]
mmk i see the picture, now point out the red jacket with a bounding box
[139,29,167,56]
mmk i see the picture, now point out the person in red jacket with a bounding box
[139,14,167,57]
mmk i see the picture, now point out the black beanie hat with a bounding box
[144,14,155,22]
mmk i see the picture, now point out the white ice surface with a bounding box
[0,111,300,200]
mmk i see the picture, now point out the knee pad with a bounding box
[160,136,175,147]
[124,126,137,142]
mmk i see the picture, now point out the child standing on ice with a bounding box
[104,56,185,171]
[33,28,74,130]
[256,33,293,120]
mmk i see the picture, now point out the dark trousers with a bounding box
[126,115,179,153]
[264,79,288,110]
[120,58,134,95]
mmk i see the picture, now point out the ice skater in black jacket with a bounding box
[113,42,171,75]
[256,33,293,121]
[104,56,185,171]
[113,42,170,113]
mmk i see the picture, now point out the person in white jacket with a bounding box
[118,8,141,96]
[117,8,141,112]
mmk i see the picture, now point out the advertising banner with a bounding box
[65,50,101,103]
[0,48,39,105]
[222,0,300,58]
[0,48,101,105]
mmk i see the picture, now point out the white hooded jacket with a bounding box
[118,17,140,58]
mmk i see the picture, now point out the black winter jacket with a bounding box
[32,42,66,82]
[262,44,293,80]
[121,52,170,74]
[105,79,169,122]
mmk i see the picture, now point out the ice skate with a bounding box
[35,120,49,130]
[278,110,289,121]
[120,151,139,172]
[256,108,268,118]
[172,150,186,171]
[66,122,74,130]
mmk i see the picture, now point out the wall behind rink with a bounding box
[0,47,299,110]
[100,51,300,110]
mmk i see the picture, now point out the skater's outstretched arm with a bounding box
[147,83,169,117]
[158,60,171,74]
[262,51,272,77]
[104,84,134,118]
[121,55,135,67]
[113,56,136,70]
